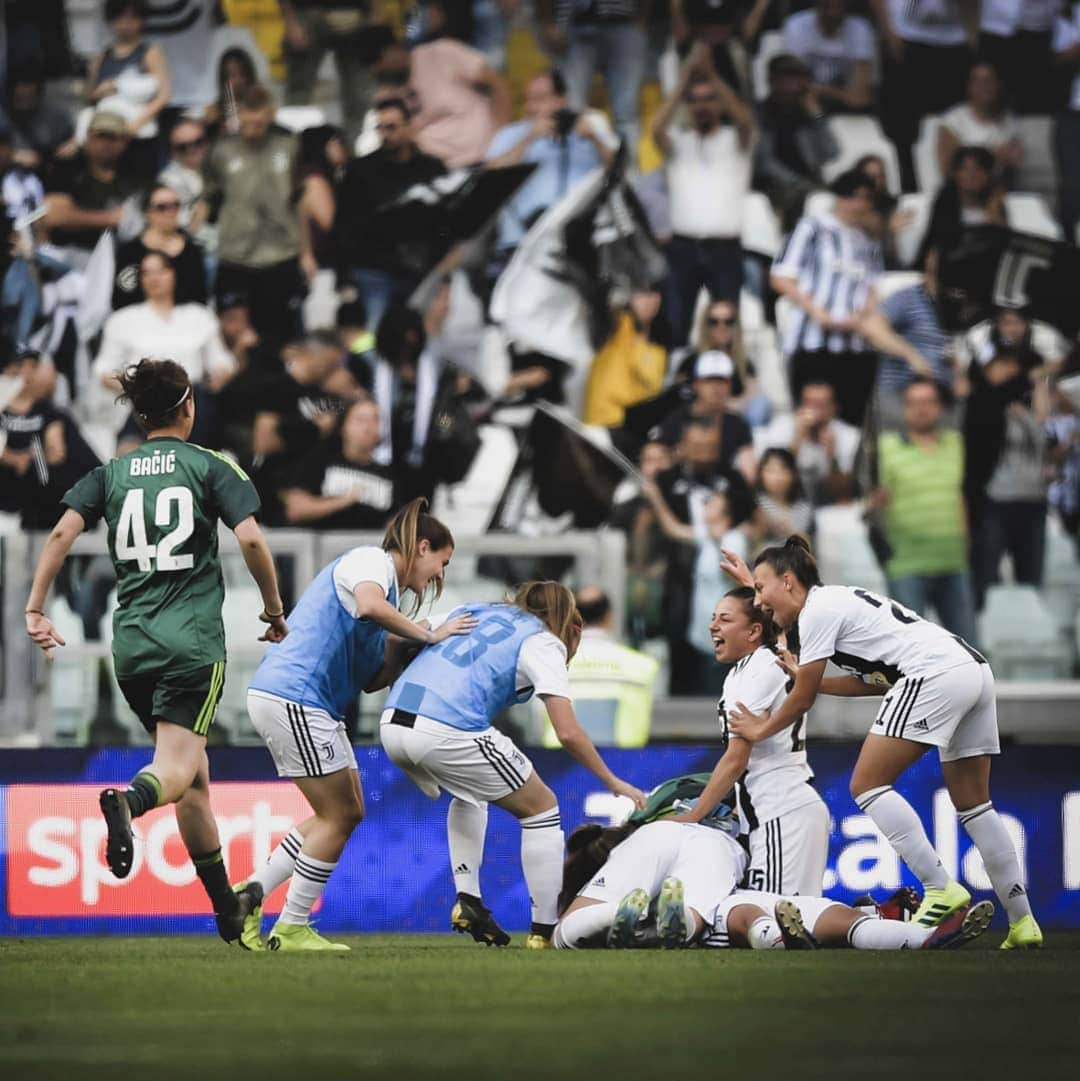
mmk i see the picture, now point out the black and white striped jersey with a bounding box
[771,213,883,355]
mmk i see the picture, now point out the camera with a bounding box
[553,108,578,138]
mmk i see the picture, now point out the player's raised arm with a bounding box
[24,508,86,657]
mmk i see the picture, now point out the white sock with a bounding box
[520,807,565,927]
[554,903,616,949]
[447,798,487,898]
[855,786,950,890]
[848,915,928,950]
[279,851,336,925]
[748,916,784,949]
[249,827,302,895]
[958,802,1032,923]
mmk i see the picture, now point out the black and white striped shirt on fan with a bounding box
[771,213,883,356]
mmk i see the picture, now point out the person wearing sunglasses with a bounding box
[112,182,207,309]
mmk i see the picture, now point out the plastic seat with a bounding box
[275,105,328,133]
[751,32,785,102]
[821,115,902,194]
[978,585,1073,679]
[741,191,784,259]
[1004,192,1063,240]
[913,114,944,196]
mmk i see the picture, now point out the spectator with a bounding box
[280,396,396,529]
[978,0,1061,115]
[782,0,875,114]
[770,167,883,425]
[875,0,972,191]
[545,585,659,747]
[85,0,171,182]
[1046,373,1080,551]
[755,380,860,506]
[203,85,305,352]
[278,1,391,143]
[336,97,446,330]
[485,69,615,274]
[542,0,647,151]
[0,126,45,224]
[654,350,756,484]
[754,52,839,230]
[681,295,770,427]
[157,117,212,244]
[1054,4,1080,243]
[0,350,101,529]
[297,125,349,285]
[917,145,1007,265]
[869,377,978,644]
[1,70,76,171]
[112,183,207,309]
[937,60,1023,182]
[652,44,755,348]
[43,110,141,262]
[203,48,259,138]
[408,0,511,167]
[584,289,667,428]
[956,304,1067,389]
[964,348,1053,608]
[859,248,954,429]
[336,298,377,390]
[93,251,234,445]
[672,0,760,100]
[755,446,814,547]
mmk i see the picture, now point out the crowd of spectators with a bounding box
[1,0,1079,698]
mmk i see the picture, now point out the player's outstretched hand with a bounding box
[26,612,65,659]
[611,778,647,809]
[728,703,770,743]
[430,612,479,643]
[720,548,754,589]
[774,647,798,681]
[258,610,289,643]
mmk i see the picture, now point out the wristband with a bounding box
[263,609,285,619]
[25,609,44,616]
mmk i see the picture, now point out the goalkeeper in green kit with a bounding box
[25,358,289,946]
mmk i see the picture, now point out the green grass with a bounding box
[1,933,1078,1081]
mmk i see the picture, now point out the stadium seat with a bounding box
[275,105,328,132]
[751,31,785,102]
[804,190,834,220]
[1042,517,1080,641]
[1014,116,1058,205]
[893,192,930,268]
[740,192,784,259]
[821,115,902,194]
[978,585,1074,679]
[876,271,922,301]
[913,114,944,196]
[813,505,887,595]
[1003,192,1063,240]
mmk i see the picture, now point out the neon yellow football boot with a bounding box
[525,933,552,950]
[266,922,350,951]
[1000,914,1044,950]
[231,881,265,951]
[911,881,971,928]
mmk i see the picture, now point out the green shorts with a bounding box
[118,661,226,736]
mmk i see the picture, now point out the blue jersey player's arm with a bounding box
[352,583,477,645]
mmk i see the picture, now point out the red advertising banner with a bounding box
[7,784,311,917]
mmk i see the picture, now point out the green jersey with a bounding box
[62,437,260,678]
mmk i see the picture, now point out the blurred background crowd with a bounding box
[2,0,1079,724]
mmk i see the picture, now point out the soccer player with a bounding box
[672,587,830,896]
[24,358,287,945]
[554,813,748,950]
[237,498,476,952]
[380,581,647,949]
[724,536,1042,949]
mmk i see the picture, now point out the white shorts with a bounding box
[707,889,844,948]
[745,797,831,897]
[247,690,358,778]
[871,660,999,762]
[379,710,534,806]
[579,820,748,928]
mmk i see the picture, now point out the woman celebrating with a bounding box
[674,587,829,897]
[25,358,287,945]
[238,498,476,951]
[724,536,1042,949]
[380,581,646,950]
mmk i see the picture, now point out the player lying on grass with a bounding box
[672,587,830,896]
[723,537,1042,950]
[233,498,475,952]
[25,358,287,946]
[381,581,646,949]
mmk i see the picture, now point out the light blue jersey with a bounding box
[386,603,544,731]
[250,547,399,719]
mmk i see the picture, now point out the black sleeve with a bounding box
[177,236,209,305]
[288,443,329,494]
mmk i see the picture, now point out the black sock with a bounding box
[124,772,161,818]
[192,848,239,917]
[530,921,555,940]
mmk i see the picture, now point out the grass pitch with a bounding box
[1,932,1077,1081]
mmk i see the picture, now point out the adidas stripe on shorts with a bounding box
[379,711,534,806]
[247,690,358,778]
[579,820,748,928]
[870,658,999,762]
[745,800,831,898]
[705,889,842,948]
